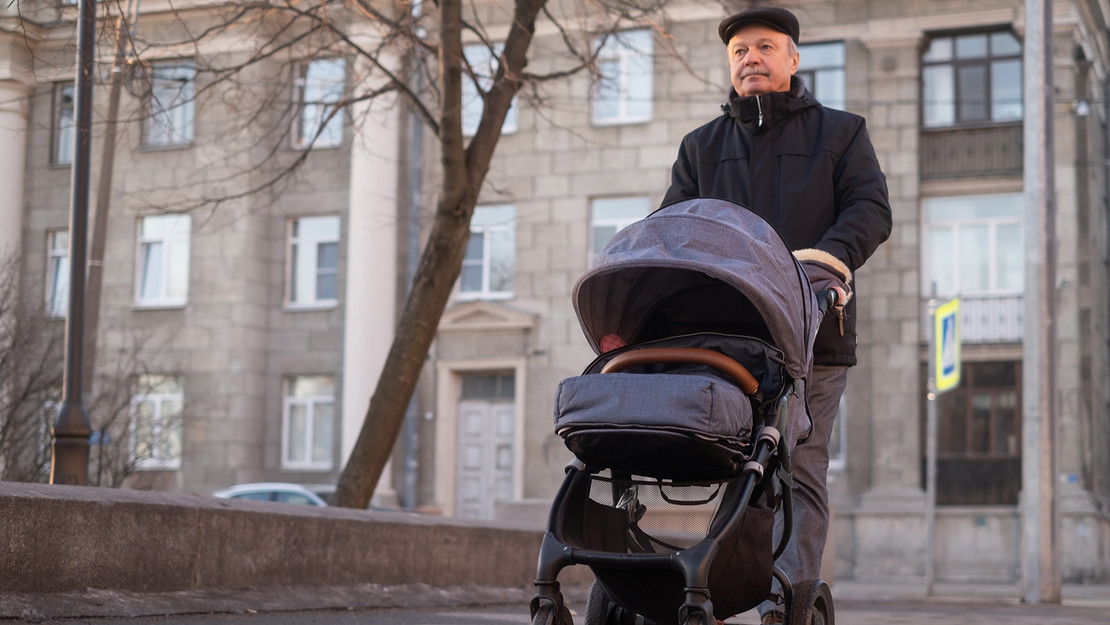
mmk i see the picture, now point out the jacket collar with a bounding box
[721,75,818,129]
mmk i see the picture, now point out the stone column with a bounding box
[342,49,401,508]
[0,69,31,262]
[850,33,929,580]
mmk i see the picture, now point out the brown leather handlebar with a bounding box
[600,347,759,396]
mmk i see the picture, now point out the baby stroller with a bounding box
[529,198,839,625]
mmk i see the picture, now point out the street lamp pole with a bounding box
[50,0,97,486]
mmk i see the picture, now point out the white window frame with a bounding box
[144,60,196,147]
[589,196,650,264]
[282,375,336,471]
[797,41,845,111]
[922,193,1023,297]
[46,230,69,318]
[52,82,75,165]
[462,43,519,137]
[286,215,340,309]
[135,214,191,308]
[293,58,346,149]
[130,375,184,471]
[458,204,515,301]
[592,29,654,125]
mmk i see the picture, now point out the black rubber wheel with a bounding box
[680,610,709,625]
[787,579,834,625]
[532,602,575,625]
[584,580,610,625]
[585,580,639,625]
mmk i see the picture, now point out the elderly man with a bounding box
[661,7,892,623]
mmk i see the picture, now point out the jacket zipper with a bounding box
[756,96,764,127]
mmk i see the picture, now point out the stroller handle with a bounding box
[815,288,841,317]
[600,347,760,396]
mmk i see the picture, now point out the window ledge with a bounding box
[138,142,195,152]
[281,464,334,472]
[135,460,182,471]
[133,302,188,311]
[920,120,1022,133]
[290,141,342,151]
[284,302,339,312]
[591,116,653,127]
[453,293,514,303]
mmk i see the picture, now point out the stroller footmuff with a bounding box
[529,198,835,625]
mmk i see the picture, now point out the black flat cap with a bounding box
[718,7,800,45]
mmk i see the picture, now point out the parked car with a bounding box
[212,482,328,507]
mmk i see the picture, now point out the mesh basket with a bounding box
[555,469,774,621]
[585,471,729,552]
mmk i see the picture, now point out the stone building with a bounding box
[2,0,1108,582]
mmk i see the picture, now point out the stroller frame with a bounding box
[530,377,798,625]
[530,293,840,625]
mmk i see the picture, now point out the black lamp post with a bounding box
[51,0,97,486]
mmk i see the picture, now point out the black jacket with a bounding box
[661,77,892,366]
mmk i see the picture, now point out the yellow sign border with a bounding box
[934,298,961,392]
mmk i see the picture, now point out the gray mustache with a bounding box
[741,69,770,78]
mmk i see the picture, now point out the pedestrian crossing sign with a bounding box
[934,297,961,392]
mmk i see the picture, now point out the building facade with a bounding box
[2,0,1108,582]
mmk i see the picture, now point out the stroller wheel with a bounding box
[680,611,709,625]
[532,601,574,625]
[585,579,639,625]
[787,579,833,625]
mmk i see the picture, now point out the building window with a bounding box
[131,374,184,470]
[144,60,196,147]
[287,215,340,308]
[52,83,75,165]
[283,375,335,470]
[135,214,191,307]
[46,230,69,318]
[927,361,1021,505]
[592,29,653,125]
[293,58,345,149]
[590,196,650,263]
[922,30,1022,128]
[798,42,845,111]
[923,193,1023,296]
[462,43,519,137]
[459,204,515,300]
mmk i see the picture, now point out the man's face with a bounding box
[727,24,799,97]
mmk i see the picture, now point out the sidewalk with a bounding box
[831,578,1110,608]
[3,579,1110,621]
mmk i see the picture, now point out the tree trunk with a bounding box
[333,0,544,509]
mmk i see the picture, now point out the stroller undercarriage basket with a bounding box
[557,469,775,623]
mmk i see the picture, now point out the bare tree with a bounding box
[0,253,181,486]
[0,254,62,482]
[124,0,677,509]
[11,0,692,506]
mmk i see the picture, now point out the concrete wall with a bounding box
[0,481,588,594]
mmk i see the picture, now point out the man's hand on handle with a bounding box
[794,249,852,332]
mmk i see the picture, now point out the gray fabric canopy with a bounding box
[574,197,819,381]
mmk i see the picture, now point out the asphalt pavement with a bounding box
[3,579,1110,624]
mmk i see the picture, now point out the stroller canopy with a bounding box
[574,197,820,381]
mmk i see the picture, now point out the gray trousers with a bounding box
[759,365,848,616]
